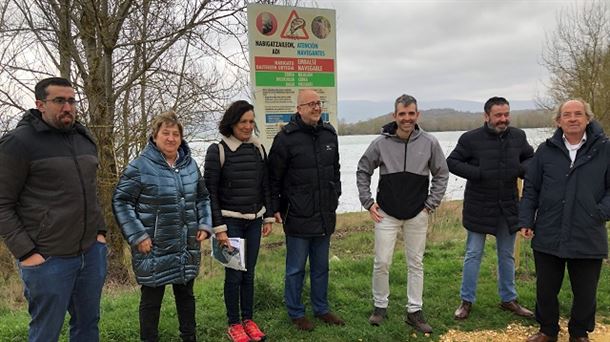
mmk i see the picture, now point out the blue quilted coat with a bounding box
[112,138,212,287]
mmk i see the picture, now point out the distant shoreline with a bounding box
[338,108,553,135]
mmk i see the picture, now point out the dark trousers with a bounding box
[139,279,196,342]
[224,217,263,325]
[534,250,602,338]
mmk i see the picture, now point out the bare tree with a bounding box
[0,0,279,282]
[542,0,610,127]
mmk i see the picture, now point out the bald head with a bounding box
[297,89,319,107]
[296,89,323,126]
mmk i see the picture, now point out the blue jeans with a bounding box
[224,217,262,325]
[460,220,517,303]
[19,241,108,342]
[284,235,330,319]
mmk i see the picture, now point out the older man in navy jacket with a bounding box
[520,99,610,342]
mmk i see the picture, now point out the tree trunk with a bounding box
[79,0,130,283]
[57,0,72,78]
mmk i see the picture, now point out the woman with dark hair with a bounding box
[113,111,212,342]
[204,100,273,342]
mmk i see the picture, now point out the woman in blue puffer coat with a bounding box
[113,111,212,342]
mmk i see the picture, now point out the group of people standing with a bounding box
[449,96,610,342]
[0,77,607,342]
[0,78,342,342]
[356,94,609,342]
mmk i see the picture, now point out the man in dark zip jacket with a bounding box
[447,97,534,320]
[0,77,107,342]
[357,94,448,333]
[520,99,610,342]
[268,89,343,331]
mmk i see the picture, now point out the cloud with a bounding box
[315,0,573,102]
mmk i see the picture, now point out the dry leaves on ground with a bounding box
[439,319,610,342]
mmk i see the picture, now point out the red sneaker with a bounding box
[227,323,251,342]
[243,319,266,341]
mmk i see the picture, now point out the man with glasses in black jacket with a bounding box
[0,77,107,342]
[269,89,344,331]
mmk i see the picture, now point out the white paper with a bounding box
[210,236,247,271]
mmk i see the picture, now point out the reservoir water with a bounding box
[190,127,554,214]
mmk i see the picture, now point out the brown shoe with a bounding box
[315,312,345,325]
[368,307,387,326]
[405,310,433,334]
[454,300,472,320]
[526,331,557,342]
[500,300,534,318]
[291,317,314,331]
[569,337,590,342]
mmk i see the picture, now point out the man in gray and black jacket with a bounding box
[357,94,448,333]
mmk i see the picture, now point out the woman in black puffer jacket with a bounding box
[204,101,274,342]
[113,112,212,342]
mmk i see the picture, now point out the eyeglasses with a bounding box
[298,101,324,108]
[42,97,78,106]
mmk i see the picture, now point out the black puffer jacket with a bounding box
[204,135,273,233]
[519,121,610,259]
[0,109,105,259]
[447,124,534,235]
[268,113,341,237]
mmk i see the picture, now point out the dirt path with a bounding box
[439,319,610,341]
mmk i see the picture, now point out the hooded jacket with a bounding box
[447,123,534,235]
[0,109,105,260]
[357,122,449,220]
[268,113,341,237]
[519,121,610,259]
[112,138,212,287]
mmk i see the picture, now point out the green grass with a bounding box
[0,203,608,341]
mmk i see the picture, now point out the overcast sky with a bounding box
[312,0,579,103]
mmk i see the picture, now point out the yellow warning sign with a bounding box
[280,10,309,40]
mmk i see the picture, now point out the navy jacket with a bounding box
[268,114,341,237]
[112,139,212,286]
[519,121,610,259]
[447,124,533,235]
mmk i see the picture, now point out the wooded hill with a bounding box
[338,108,554,135]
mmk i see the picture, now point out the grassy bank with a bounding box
[0,201,608,341]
